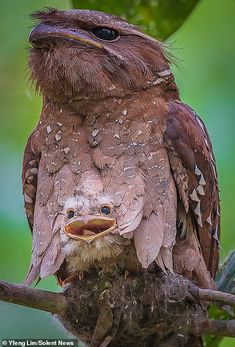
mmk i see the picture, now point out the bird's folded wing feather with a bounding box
[22,130,40,232]
[22,131,68,285]
[164,100,220,277]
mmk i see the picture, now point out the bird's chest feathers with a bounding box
[87,109,165,173]
[36,113,93,175]
[90,114,163,153]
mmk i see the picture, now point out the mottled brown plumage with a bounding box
[23,8,220,290]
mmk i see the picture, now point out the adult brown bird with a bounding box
[23,8,220,290]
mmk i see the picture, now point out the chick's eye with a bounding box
[91,27,119,41]
[100,205,111,215]
[67,209,75,219]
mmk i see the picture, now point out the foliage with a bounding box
[205,251,235,347]
[71,0,199,40]
[217,251,235,295]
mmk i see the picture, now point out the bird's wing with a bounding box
[164,100,220,278]
[22,131,68,285]
[22,130,43,284]
[22,130,40,232]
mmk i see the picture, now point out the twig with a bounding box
[190,319,235,337]
[0,280,68,316]
[189,285,235,307]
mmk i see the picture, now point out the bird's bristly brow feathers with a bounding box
[29,8,176,103]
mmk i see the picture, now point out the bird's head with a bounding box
[62,194,116,243]
[29,8,172,103]
[59,192,132,268]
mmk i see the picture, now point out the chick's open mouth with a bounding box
[64,217,116,242]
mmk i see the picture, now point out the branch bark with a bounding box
[0,280,68,316]
[189,285,235,307]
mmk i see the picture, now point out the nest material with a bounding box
[58,272,206,346]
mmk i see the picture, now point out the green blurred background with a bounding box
[0,0,234,345]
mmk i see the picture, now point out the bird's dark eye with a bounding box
[100,205,112,215]
[67,209,75,219]
[91,27,119,41]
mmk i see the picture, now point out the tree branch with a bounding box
[189,285,235,307]
[190,319,235,337]
[1,277,235,341]
[0,280,68,316]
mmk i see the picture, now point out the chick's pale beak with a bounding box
[29,22,103,49]
[64,215,116,242]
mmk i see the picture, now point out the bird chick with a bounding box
[58,193,133,284]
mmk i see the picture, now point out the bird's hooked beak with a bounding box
[64,215,116,242]
[29,22,103,49]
